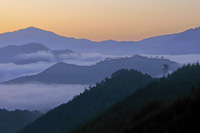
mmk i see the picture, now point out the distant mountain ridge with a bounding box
[0,43,76,64]
[4,55,179,84]
[0,27,200,55]
[148,27,200,54]
[0,26,199,55]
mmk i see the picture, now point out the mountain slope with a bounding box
[18,64,200,133]
[5,55,179,84]
[148,27,200,54]
[0,109,42,133]
[0,27,93,51]
[74,64,200,133]
[0,42,49,56]
[136,33,178,53]
[18,69,152,133]
[77,85,200,133]
[1,26,200,55]
[0,27,131,54]
[0,43,75,64]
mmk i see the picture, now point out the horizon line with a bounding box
[0,26,199,43]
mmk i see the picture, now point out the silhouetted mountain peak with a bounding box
[25,26,41,30]
[17,27,56,35]
[43,62,77,73]
[0,26,200,54]
[0,42,49,51]
[22,42,50,50]
[54,62,68,67]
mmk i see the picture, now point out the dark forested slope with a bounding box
[19,64,200,133]
[75,63,200,133]
[0,109,42,133]
[18,69,152,133]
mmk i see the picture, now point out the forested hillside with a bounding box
[18,63,200,133]
[0,109,42,133]
[18,69,152,133]
[75,63,200,133]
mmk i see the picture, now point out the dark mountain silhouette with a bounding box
[4,55,179,84]
[17,69,153,133]
[0,42,49,55]
[0,43,75,64]
[0,109,42,133]
[0,26,199,55]
[18,64,200,133]
[0,27,112,54]
[74,64,200,133]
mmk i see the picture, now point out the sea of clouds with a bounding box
[0,52,121,82]
[0,54,199,112]
[0,84,87,112]
[0,53,199,82]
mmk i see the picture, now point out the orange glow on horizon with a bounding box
[0,0,200,41]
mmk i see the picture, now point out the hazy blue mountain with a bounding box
[148,27,200,54]
[0,27,124,54]
[136,33,178,53]
[0,42,49,56]
[0,43,76,64]
[0,109,42,133]
[4,55,179,84]
[0,26,199,55]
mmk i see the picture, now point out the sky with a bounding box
[0,0,200,41]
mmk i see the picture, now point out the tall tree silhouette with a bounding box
[163,64,169,76]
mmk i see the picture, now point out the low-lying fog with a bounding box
[0,84,87,112]
[0,54,199,82]
[0,52,117,82]
[0,54,199,112]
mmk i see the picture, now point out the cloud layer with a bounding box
[0,62,55,82]
[15,51,80,63]
[16,51,56,62]
[0,84,87,112]
[0,54,200,82]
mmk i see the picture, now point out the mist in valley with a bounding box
[0,84,87,112]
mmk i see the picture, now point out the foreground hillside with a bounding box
[75,63,200,133]
[77,85,200,133]
[0,109,42,133]
[18,69,152,133]
[19,63,200,133]
[5,55,178,84]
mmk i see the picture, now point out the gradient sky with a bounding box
[0,0,200,41]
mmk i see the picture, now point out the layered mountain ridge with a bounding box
[0,26,199,55]
[4,55,179,84]
[0,42,76,64]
